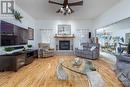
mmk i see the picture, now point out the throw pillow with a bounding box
[79,45,83,50]
[90,46,96,51]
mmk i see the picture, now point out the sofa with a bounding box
[38,43,55,58]
[115,55,130,87]
[75,43,100,59]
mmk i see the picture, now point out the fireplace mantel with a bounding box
[54,34,75,38]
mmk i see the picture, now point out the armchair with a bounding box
[38,43,55,58]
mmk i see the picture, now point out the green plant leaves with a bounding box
[4,47,14,52]
[10,8,23,22]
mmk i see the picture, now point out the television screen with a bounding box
[0,20,28,46]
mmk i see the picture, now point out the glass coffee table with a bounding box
[61,59,104,87]
[61,59,96,75]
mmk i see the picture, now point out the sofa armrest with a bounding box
[127,71,130,80]
[117,55,130,63]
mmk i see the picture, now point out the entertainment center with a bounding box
[0,20,37,71]
[0,49,38,72]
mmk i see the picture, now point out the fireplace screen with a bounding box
[59,41,70,50]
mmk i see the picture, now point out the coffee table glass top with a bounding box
[61,58,96,75]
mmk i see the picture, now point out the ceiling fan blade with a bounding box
[68,1,83,6]
[49,0,63,5]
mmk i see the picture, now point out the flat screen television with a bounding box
[0,20,28,46]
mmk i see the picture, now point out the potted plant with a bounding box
[27,45,32,49]
[4,47,14,54]
[127,39,130,54]
[10,8,23,22]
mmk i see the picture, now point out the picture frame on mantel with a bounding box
[28,27,34,40]
[58,24,71,35]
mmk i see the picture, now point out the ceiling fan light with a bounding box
[58,7,63,13]
[55,3,74,15]
[66,5,69,9]
[64,12,67,15]
[60,7,64,11]
[68,9,71,13]
[60,10,63,13]
[49,0,83,15]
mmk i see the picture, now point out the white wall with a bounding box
[94,0,130,29]
[36,20,94,49]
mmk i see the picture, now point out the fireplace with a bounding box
[55,35,74,51]
[59,40,70,50]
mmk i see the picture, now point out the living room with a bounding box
[0,0,130,87]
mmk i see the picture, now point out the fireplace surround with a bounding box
[55,35,74,51]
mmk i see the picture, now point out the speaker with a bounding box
[89,32,91,38]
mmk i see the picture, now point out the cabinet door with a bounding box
[16,54,25,69]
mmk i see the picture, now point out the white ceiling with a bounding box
[16,0,120,20]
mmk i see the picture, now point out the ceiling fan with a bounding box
[49,0,83,15]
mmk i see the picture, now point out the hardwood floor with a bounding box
[0,56,124,87]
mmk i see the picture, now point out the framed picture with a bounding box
[58,25,71,35]
[28,27,34,40]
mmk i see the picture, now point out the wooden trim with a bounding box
[54,34,75,38]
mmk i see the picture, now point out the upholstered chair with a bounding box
[38,43,55,58]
